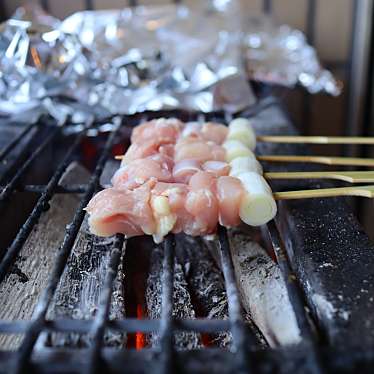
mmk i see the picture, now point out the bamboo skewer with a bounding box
[257,135,374,145]
[258,155,374,167]
[116,154,374,167]
[264,171,374,183]
[273,185,374,200]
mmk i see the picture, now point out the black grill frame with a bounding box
[0,101,373,374]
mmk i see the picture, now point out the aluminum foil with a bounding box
[0,2,340,123]
[244,17,342,96]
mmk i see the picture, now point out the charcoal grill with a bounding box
[0,96,374,374]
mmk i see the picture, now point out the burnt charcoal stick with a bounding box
[250,103,374,346]
[40,163,126,348]
[228,228,302,347]
[146,245,202,350]
[175,234,233,348]
[43,219,126,348]
[0,162,89,350]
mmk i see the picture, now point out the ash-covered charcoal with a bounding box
[0,162,88,350]
[146,245,202,350]
[228,227,302,347]
[175,234,232,348]
[42,218,126,348]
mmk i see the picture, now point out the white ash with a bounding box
[0,162,93,350]
[43,217,127,348]
[146,245,202,350]
[175,234,232,348]
[228,228,302,347]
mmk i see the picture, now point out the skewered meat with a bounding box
[172,159,202,184]
[216,176,243,227]
[86,183,156,237]
[113,154,173,189]
[86,118,277,242]
[131,118,183,145]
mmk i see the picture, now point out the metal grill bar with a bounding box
[266,220,325,374]
[159,235,176,374]
[85,234,125,374]
[0,318,232,335]
[0,184,88,194]
[10,120,121,374]
[0,126,61,204]
[0,122,37,163]
[266,221,314,341]
[217,226,253,373]
[0,120,91,281]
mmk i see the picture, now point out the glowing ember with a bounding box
[201,333,212,347]
[135,304,146,350]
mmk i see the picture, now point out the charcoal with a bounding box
[0,162,89,350]
[43,219,126,348]
[175,234,232,348]
[41,163,126,348]
[146,245,202,350]
[228,227,301,347]
[253,104,374,345]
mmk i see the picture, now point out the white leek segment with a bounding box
[227,118,256,150]
[223,140,254,162]
[151,195,176,243]
[230,156,263,177]
[237,172,277,226]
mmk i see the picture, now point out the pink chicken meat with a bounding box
[86,118,250,242]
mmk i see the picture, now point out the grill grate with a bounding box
[0,102,373,373]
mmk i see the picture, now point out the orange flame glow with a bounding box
[135,304,146,350]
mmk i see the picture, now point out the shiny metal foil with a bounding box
[0,2,340,123]
[244,16,342,96]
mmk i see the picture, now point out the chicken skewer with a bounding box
[257,135,374,145]
[227,117,374,146]
[264,171,374,183]
[258,155,374,167]
[88,118,373,244]
[273,185,374,200]
[115,151,374,182]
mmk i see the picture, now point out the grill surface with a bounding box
[0,98,374,373]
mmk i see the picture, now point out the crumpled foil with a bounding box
[244,17,342,96]
[0,2,340,123]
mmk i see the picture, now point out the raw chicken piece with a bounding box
[174,138,226,163]
[185,172,219,235]
[202,161,230,177]
[113,154,173,189]
[131,118,182,145]
[200,122,228,144]
[121,140,160,163]
[86,184,156,237]
[216,176,244,227]
[180,122,228,145]
[159,144,175,159]
[173,159,202,183]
